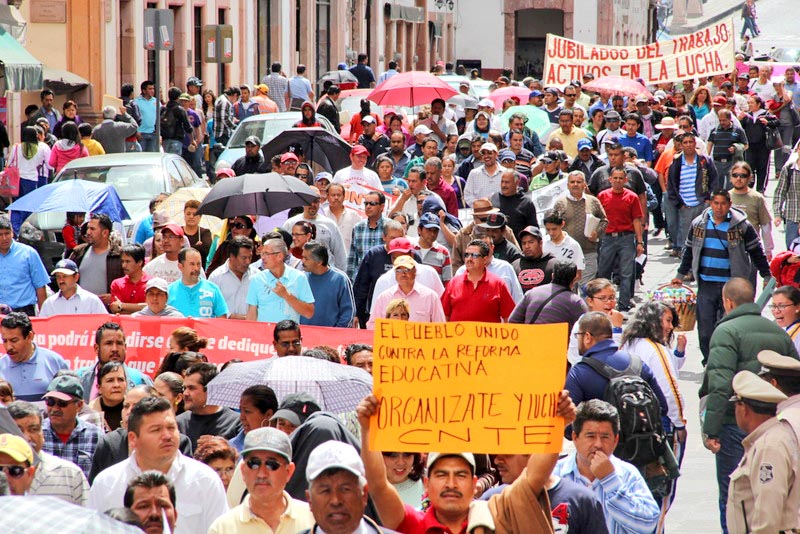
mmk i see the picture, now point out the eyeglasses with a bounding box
[769,303,794,311]
[277,339,303,349]
[296,173,309,178]
[572,331,587,339]
[589,295,617,303]
[464,252,485,259]
[564,93,576,97]
[364,201,383,207]
[245,457,284,471]
[396,268,415,274]
[731,173,749,178]
[212,466,236,476]
[0,465,26,478]
[44,397,75,408]
[229,222,248,230]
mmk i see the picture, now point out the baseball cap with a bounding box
[350,144,370,157]
[241,427,292,462]
[361,115,376,125]
[712,95,727,106]
[306,440,366,483]
[634,95,650,104]
[478,98,495,108]
[255,84,269,94]
[145,277,169,294]
[393,255,417,270]
[418,212,441,229]
[604,110,621,121]
[216,168,236,179]
[498,149,516,162]
[653,90,668,101]
[519,225,543,240]
[281,152,300,163]
[477,212,507,229]
[0,434,33,465]
[543,87,559,96]
[413,124,433,136]
[44,375,84,402]
[720,81,733,89]
[529,90,543,99]
[178,93,192,102]
[541,150,561,163]
[388,237,414,254]
[479,142,499,153]
[187,76,203,87]
[51,259,79,276]
[152,210,170,229]
[737,73,749,80]
[270,393,321,427]
[427,452,476,473]
[244,135,261,146]
[161,223,185,238]
[577,139,593,151]
[314,171,332,183]
[603,134,621,145]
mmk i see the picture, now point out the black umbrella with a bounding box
[261,127,352,173]
[196,172,320,218]
[317,70,358,85]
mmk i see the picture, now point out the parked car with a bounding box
[214,111,336,172]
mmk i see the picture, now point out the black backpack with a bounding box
[581,354,667,467]
[160,105,178,138]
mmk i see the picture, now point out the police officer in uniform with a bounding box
[758,349,800,442]
[727,370,800,534]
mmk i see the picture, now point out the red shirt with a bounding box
[441,270,515,322]
[397,504,468,534]
[110,273,151,304]
[597,187,643,234]
[429,180,459,217]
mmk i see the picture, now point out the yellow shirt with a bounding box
[209,493,315,534]
[546,127,588,159]
[83,139,106,156]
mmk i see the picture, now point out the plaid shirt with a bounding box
[774,165,800,223]
[415,242,453,283]
[262,73,289,112]
[213,96,236,141]
[42,416,102,479]
[347,216,385,280]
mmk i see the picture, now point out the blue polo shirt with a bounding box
[618,132,655,162]
[0,240,50,309]
[246,265,314,323]
[167,279,229,318]
[0,345,68,402]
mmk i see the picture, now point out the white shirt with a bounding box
[419,116,458,148]
[208,261,259,316]
[320,205,364,252]
[143,254,206,284]
[332,165,383,193]
[697,112,743,141]
[282,214,348,271]
[12,142,51,181]
[455,258,524,303]
[38,286,109,317]
[463,164,504,207]
[543,232,586,270]
[622,337,686,428]
[89,452,229,534]
[372,264,445,308]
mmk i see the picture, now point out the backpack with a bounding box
[160,105,177,138]
[581,354,667,467]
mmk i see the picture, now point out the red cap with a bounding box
[387,237,414,254]
[712,95,728,106]
[350,144,369,157]
[216,168,236,179]
[161,223,185,237]
[281,152,300,163]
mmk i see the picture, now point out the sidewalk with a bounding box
[669,0,743,35]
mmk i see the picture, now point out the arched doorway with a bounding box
[514,8,563,79]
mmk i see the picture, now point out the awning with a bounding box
[43,66,90,94]
[0,27,42,92]
[385,3,424,23]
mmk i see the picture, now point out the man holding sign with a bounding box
[357,391,576,534]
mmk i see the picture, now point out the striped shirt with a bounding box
[699,216,731,282]
[707,125,748,161]
[774,166,800,223]
[678,155,700,207]
[415,243,453,283]
[261,73,288,112]
[29,451,89,506]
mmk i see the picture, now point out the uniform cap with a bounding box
[757,350,800,377]
[729,370,787,404]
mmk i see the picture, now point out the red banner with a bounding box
[27,315,374,378]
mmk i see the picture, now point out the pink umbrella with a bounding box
[582,75,652,98]
[368,71,458,107]
[486,86,533,109]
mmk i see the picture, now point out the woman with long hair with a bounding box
[49,122,88,174]
[290,221,315,264]
[13,125,51,197]
[153,371,185,414]
[689,87,711,121]
[620,300,687,532]
[382,452,425,506]
[89,362,128,431]
[229,384,278,452]
[770,285,800,353]
[441,154,466,208]
[169,326,209,353]
[741,94,780,193]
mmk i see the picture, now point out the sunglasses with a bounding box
[464,252,485,259]
[229,222,248,229]
[364,201,383,207]
[731,172,749,178]
[245,457,284,471]
[0,465,26,478]
[44,397,75,408]
[396,268,415,274]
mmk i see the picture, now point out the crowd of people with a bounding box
[4,54,800,534]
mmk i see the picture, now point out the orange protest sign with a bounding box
[369,320,567,454]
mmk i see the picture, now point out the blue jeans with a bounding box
[716,424,746,534]
[126,140,142,152]
[785,220,800,249]
[740,17,758,38]
[597,233,635,309]
[140,132,159,152]
[697,279,725,363]
[662,192,680,248]
[162,139,183,156]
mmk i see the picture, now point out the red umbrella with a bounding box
[487,86,533,109]
[582,75,652,99]
[368,71,458,107]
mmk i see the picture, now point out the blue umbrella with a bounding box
[8,179,130,233]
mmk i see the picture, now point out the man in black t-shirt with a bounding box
[348,53,376,89]
[512,226,557,292]
[176,362,242,449]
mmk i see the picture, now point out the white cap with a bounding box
[306,441,366,483]
[478,98,495,108]
[413,124,433,136]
